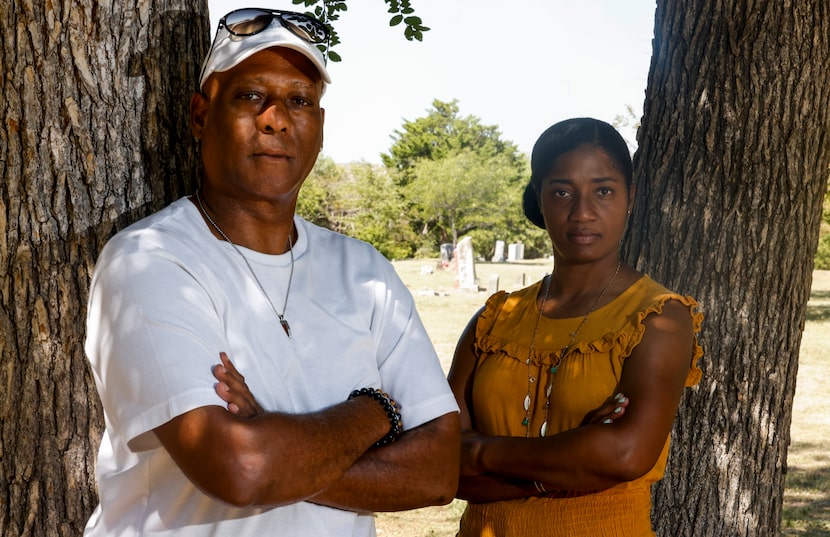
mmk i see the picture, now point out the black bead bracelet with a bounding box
[348,387,403,448]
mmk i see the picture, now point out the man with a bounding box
[84,7,460,536]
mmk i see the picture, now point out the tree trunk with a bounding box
[627,1,830,535]
[0,1,207,535]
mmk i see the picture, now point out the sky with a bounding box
[207,0,657,163]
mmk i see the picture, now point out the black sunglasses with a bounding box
[220,8,329,50]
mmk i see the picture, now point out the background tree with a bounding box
[382,99,524,185]
[0,2,208,535]
[341,163,418,260]
[612,104,641,153]
[405,149,522,253]
[382,99,545,257]
[297,159,417,259]
[625,1,830,536]
[296,155,348,231]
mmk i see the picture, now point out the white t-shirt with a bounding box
[84,198,458,537]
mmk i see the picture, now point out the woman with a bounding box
[448,117,703,536]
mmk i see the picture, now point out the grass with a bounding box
[375,261,830,537]
[782,270,830,536]
[391,259,552,371]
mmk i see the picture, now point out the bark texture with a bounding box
[0,1,206,535]
[627,1,830,535]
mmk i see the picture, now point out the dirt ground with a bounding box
[375,501,465,537]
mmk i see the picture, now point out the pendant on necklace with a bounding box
[279,315,292,338]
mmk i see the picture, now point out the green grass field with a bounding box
[376,261,830,537]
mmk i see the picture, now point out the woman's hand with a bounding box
[581,392,629,426]
[213,352,263,418]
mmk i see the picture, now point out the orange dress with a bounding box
[458,275,704,537]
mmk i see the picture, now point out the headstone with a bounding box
[492,240,506,262]
[455,236,478,291]
[507,242,525,262]
[487,274,500,293]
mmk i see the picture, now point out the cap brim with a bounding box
[199,24,331,90]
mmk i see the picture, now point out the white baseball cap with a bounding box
[198,8,331,91]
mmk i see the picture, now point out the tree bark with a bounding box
[0,1,207,535]
[627,1,830,535]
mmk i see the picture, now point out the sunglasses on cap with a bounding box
[219,8,329,57]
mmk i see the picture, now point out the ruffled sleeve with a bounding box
[616,293,704,387]
[473,286,547,362]
[473,279,703,387]
[475,291,509,342]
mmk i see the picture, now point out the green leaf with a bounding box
[286,0,430,62]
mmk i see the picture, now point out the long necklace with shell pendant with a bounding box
[522,261,621,437]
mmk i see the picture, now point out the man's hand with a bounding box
[213,352,263,417]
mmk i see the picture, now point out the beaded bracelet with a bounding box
[348,387,404,448]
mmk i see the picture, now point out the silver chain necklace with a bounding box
[523,260,621,437]
[195,190,295,338]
